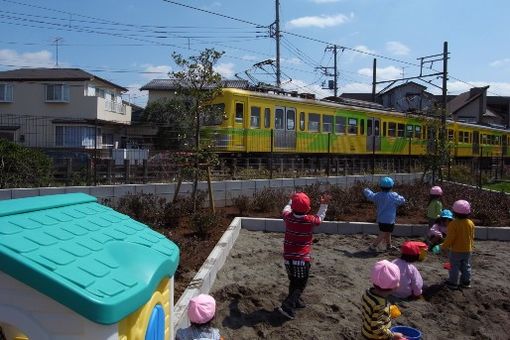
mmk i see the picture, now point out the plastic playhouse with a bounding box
[0,193,180,340]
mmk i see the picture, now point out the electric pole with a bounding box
[319,45,339,97]
[270,0,281,87]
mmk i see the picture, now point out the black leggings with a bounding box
[283,261,311,309]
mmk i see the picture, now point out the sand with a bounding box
[210,230,510,340]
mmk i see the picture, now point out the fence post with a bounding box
[143,159,148,184]
[207,166,215,213]
[327,132,331,177]
[66,158,72,185]
[86,158,92,186]
[270,129,274,179]
[124,159,130,184]
[107,159,113,184]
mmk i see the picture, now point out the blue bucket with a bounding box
[390,326,422,340]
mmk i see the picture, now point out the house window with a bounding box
[323,115,333,133]
[55,126,99,147]
[308,113,320,132]
[46,84,70,102]
[102,133,114,148]
[348,118,357,135]
[264,108,271,128]
[335,116,346,134]
[250,106,260,128]
[0,84,13,102]
[0,130,15,141]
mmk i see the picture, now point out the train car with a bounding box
[206,87,510,161]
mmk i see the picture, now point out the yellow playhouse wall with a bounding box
[118,277,172,340]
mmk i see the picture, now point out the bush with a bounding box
[190,209,222,238]
[0,139,53,188]
[252,187,288,213]
[232,195,251,215]
[114,193,167,228]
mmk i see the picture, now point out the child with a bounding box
[175,294,222,340]
[361,260,406,340]
[277,191,330,320]
[441,200,475,289]
[426,186,444,228]
[427,209,453,248]
[391,241,426,299]
[363,177,406,252]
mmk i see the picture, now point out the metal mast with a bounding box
[275,0,281,87]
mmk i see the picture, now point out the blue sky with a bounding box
[1,0,510,107]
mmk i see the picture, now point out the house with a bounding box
[0,193,180,340]
[140,78,249,104]
[447,86,506,127]
[379,81,436,113]
[0,68,132,149]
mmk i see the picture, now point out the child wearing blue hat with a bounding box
[363,177,406,252]
[427,209,453,249]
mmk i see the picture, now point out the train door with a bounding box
[366,118,381,152]
[502,135,508,156]
[426,127,436,153]
[472,131,479,155]
[233,100,246,149]
[274,106,296,149]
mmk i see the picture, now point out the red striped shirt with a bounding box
[282,211,322,262]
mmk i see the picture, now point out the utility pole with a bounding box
[53,37,63,67]
[319,45,339,96]
[272,0,281,87]
[371,58,377,102]
[441,41,448,152]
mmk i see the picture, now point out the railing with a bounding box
[104,100,126,114]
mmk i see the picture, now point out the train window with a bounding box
[250,106,260,128]
[264,108,271,128]
[383,122,387,137]
[235,103,244,123]
[414,125,421,139]
[335,116,346,134]
[360,119,364,135]
[397,123,405,137]
[299,112,305,131]
[481,134,487,144]
[406,125,413,138]
[287,108,296,130]
[495,135,501,145]
[388,122,396,137]
[323,115,333,133]
[448,129,454,141]
[348,118,357,135]
[275,108,284,130]
[375,120,380,136]
[309,113,320,132]
[367,119,372,135]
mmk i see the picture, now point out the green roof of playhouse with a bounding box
[0,193,179,324]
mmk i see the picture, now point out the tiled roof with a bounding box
[0,68,128,91]
[0,193,179,324]
[140,78,250,90]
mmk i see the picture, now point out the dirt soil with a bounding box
[210,230,510,340]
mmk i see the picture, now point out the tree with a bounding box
[0,139,53,188]
[169,48,225,210]
[141,98,193,150]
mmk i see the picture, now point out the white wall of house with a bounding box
[0,80,131,123]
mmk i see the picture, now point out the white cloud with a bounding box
[340,82,373,93]
[281,79,332,98]
[287,13,353,29]
[141,64,172,79]
[446,80,510,96]
[282,57,302,66]
[358,66,401,80]
[351,45,376,57]
[123,83,148,107]
[489,58,510,68]
[0,49,54,68]
[310,0,341,3]
[214,62,235,78]
[242,55,258,61]
[385,41,410,56]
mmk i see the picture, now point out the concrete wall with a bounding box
[0,173,423,206]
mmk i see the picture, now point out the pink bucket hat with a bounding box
[430,186,443,196]
[452,200,471,215]
[188,294,216,324]
[291,192,311,213]
[370,260,400,289]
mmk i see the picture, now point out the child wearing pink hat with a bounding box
[277,191,331,320]
[175,294,222,340]
[441,200,475,289]
[361,260,406,340]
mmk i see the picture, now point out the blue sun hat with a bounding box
[440,209,453,220]
[379,176,394,189]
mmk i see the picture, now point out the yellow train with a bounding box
[207,88,510,159]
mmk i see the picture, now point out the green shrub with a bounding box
[114,193,167,228]
[232,194,251,215]
[190,208,221,238]
[0,139,53,188]
[252,187,288,213]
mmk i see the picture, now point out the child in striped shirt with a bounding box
[277,191,330,320]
